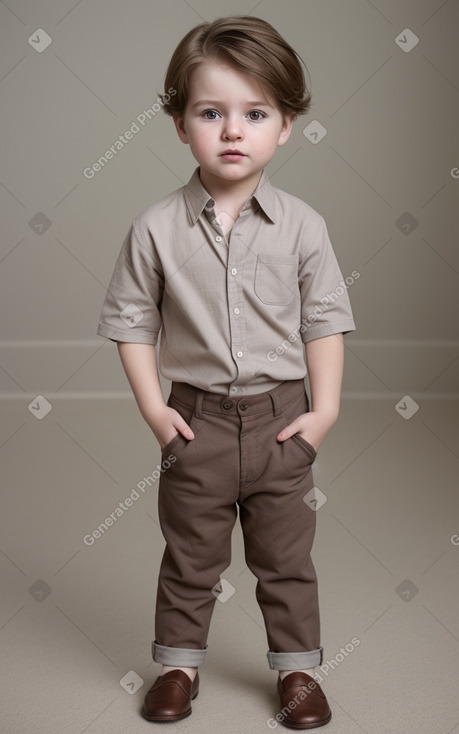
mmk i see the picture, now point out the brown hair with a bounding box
[159,16,311,119]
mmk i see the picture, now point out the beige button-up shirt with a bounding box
[97,167,356,395]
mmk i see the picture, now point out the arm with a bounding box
[117,342,195,448]
[277,333,344,450]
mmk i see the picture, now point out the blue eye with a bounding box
[203,110,220,119]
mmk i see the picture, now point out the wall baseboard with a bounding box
[0,339,458,399]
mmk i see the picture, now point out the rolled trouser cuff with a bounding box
[267,647,323,670]
[152,641,208,667]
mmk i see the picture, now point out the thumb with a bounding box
[175,417,195,440]
[277,421,298,442]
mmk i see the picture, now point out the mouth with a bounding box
[220,149,246,160]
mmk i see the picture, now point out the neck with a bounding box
[198,168,262,209]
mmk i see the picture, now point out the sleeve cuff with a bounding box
[301,319,356,343]
[96,322,159,345]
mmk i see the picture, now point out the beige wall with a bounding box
[1,0,458,399]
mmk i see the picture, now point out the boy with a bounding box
[97,16,355,729]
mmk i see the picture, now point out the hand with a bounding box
[148,405,195,450]
[276,410,337,452]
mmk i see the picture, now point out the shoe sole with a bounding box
[140,691,199,722]
[279,711,332,729]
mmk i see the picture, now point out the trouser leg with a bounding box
[152,390,240,668]
[238,383,323,670]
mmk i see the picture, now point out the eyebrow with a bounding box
[191,99,274,109]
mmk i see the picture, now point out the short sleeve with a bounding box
[96,218,164,344]
[298,216,357,342]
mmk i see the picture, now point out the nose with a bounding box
[222,115,244,141]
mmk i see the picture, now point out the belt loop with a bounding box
[267,384,283,417]
[194,388,204,419]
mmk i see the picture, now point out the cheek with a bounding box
[188,136,209,158]
[194,132,224,160]
[187,124,213,150]
[253,132,278,155]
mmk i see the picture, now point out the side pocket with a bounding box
[160,394,195,456]
[161,431,186,457]
[291,432,317,463]
[279,394,317,465]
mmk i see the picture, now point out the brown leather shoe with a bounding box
[141,669,199,722]
[277,672,331,729]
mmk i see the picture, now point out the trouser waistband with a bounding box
[170,379,308,419]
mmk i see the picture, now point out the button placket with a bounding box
[226,232,250,391]
[204,205,228,267]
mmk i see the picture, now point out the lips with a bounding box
[220,149,245,156]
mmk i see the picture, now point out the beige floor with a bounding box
[1,393,459,734]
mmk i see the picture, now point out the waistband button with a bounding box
[239,401,249,411]
[222,400,233,410]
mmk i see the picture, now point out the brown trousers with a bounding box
[152,379,323,670]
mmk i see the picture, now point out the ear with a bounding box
[173,115,189,144]
[277,113,295,147]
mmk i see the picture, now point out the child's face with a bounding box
[173,59,293,188]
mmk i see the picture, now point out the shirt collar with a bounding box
[183,166,277,225]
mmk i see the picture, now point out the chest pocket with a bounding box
[254,255,298,306]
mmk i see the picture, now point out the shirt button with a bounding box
[234,308,240,315]
[231,267,237,276]
[231,387,238,393]
[215,235,222,242]
[236,351,244,358]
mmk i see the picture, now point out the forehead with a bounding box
[188,59,273,103]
